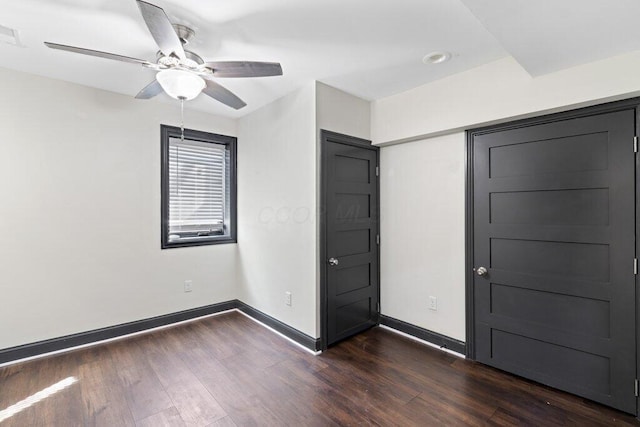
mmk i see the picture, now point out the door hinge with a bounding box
[376,234,380,245]
[377,302,380,313]
[375,166,379,177]
[635,379,638,397]
[634,258,638,275]
[634,136,638,153]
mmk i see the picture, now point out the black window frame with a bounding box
[161,124,237,249]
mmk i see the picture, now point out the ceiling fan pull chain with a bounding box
[180,97,185,142]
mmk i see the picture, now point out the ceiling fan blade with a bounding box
[136,0,185,61]
[135,80,163,99]
[44,42,153,66]
[205,61,283,78]
[202,78,247,110]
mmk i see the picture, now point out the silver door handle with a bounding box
[328,257,339,266]
[475,266,488,277]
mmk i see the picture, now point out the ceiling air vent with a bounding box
[0,24,21,46]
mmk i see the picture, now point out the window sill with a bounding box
[161,236,237,249]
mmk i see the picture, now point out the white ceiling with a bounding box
[460,0,640,77]
[0,0,637,118]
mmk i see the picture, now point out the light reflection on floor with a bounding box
[0,376,78,423]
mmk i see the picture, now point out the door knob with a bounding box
[328,257,339,266]
[475,266,488,277]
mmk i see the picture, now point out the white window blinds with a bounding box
[168,137,226,240]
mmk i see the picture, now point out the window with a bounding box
[161,125,236,248]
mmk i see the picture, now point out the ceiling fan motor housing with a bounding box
[157,49,204,69]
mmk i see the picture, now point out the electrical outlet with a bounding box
[184,280,193,293]
[428,296,437,311]
[285,291,292,306]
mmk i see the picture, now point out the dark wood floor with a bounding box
[0,311,638,426]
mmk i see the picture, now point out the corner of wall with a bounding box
[0,67,239,349]
[236,83,318,338]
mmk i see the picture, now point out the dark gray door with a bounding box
[472,109,636,414]
[322,131,379,347]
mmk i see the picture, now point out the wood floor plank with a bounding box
[183,347,283,426]
[0,353,83,427]
[78,360,135,426]
[135,406,185,427]
[333,342,497,423]
[1,311,639,426]
[189,316,249,360]
[264,357,380,425]
[141,331,228,426]
[206,415,238,427]
[164,378,227,426]
[311,357,418,426]
[217,357,322,425]
[108,337,174,419]
[245,368,337,426]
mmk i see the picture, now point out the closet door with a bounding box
[471,109,636,414]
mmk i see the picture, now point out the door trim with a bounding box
[465,96,640,415]
[320,130,380,351]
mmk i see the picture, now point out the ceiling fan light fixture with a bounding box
[156,69,205,100]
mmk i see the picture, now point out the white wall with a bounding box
[372,52,640,145]
[236,84,318,338]
[380,133,466,341]
[316,82,371,140]
[0,68,238,350]
[374,51,640,343]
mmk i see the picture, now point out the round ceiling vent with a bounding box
[423,51,452,64]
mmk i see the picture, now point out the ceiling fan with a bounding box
[44,0,283,110]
